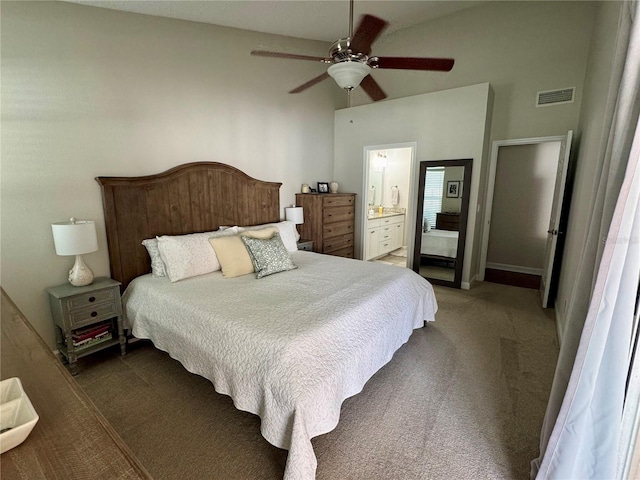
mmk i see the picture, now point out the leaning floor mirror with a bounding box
[412,159,472,288]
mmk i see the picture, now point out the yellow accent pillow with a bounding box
[209,227,278,278]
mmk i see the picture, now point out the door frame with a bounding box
[479,134,568,282]
[362,142,417,263]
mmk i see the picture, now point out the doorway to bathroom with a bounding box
[362,143,417,268]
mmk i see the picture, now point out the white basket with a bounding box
[0,378,39,454]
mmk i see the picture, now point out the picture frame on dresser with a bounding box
[446,180,460,198]
[317,182,329,193]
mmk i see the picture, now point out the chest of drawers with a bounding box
[295,193,356,258]
[436,212,461,231]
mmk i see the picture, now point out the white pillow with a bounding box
[141,238,166,277]
[157,227,239,282]
[238,221,299,252]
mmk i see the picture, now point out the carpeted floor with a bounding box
[76,281,558,480]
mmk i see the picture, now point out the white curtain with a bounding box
[532,2,640,478]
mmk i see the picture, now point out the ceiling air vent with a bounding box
[536,87,575,107]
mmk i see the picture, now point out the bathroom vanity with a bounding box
[365,212,405,260]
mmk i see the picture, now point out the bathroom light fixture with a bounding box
[51,218,98,287]
[327,62,371,90]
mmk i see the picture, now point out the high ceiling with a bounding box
[64,1,480,42]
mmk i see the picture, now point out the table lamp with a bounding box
[285,206,304,234]
[51,218,98,287]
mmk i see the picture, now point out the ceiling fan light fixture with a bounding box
[327,62,371,90]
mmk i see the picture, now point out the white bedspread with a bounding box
[123,251,437,480]
[421,229,459,258]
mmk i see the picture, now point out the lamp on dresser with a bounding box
[51,218,98,287]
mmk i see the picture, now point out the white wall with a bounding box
[334,83,493,288]
[554,1,625,338]
[350,1,595,143]
[1,1,342,348]
[441,166,464,214]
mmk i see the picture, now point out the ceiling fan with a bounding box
[250,0,455,102]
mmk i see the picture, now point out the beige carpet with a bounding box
[76,281,558,479]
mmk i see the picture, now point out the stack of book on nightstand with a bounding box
[72,322,112,351]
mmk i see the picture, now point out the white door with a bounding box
[540,130,573,307]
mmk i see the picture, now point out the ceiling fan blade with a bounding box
[289,72,330,94]
[251,50,328,63]
[350,14,388,55]
[360,75,387,102]
[373,57,455,71]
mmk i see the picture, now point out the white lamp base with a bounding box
[68,255,94,287]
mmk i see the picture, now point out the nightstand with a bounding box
[47,277,125,375]
[297,239,313,251]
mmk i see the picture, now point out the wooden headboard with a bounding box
[96,162,282,290]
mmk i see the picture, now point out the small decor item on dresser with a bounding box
[301,183,310,194]
[317,182,329,193]
[51,218,99,287]
[329,181,339,193]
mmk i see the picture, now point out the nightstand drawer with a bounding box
[66,288,116,310]
[297,240,313,251]
[69,302,119,328]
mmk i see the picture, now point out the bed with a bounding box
[420,228,459,259]
[96,162,437,480]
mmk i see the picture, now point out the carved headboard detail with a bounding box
[96,162,282,290]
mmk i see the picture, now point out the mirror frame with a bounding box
[412,158,473,288]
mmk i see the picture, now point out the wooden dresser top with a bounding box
[1,289,151,480]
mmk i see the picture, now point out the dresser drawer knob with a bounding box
[89,296,96,303]
[91,311,98,317]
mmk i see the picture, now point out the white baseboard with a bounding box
[461,273,476,290]
[486,262,543,276]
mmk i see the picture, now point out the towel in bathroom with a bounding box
[368,186,375,205]
[391,186,399,206]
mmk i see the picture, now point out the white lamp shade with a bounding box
[51,220,98,256]
[327,62,371,90]
[285,207,304,225]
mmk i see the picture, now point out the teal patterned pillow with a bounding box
[241,233,297,279]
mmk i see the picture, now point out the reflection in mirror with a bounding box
[413,159,472,288]
[369,171,383,206]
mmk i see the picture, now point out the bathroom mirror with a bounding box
[412,159,472,288]
[369,171,383,206]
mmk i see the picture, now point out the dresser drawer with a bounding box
[68,301,119,329]
[323,233,354,252]
[327,245,354,258]
[323,195,355,208]
[323,220,353,239]
[66,288,116,311]
[323,206,354,224]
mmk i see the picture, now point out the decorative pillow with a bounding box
[209,227,278,278]
[238,221,299,252]
[141,238,166,277]
[241,233,297,279]
[157,227,238,282]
